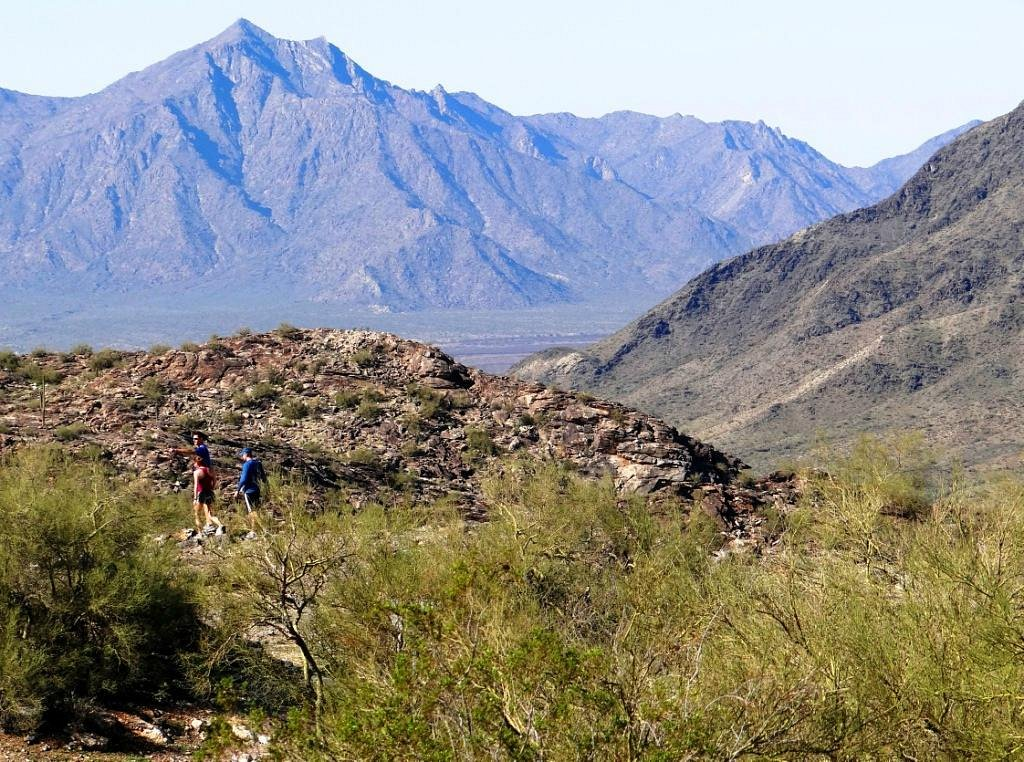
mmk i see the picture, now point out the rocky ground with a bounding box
[0,328,795,530]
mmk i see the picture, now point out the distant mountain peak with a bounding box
[210,18,277,45]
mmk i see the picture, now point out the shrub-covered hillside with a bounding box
[3,436,1024,758]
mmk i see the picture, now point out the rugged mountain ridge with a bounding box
[0,19,969,314]
[0,329,796,535]
[513,102,1024,468]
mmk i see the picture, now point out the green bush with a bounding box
[346,447,378,466]
[54,422,89,441]
[465,426,497,458]
[356,399,382,422]
[180,341,200,352]
[149,343,172,356]
[275,323,301,339]
[280,398,310,421]
[0,422,12,435]
[0,449,200,731]
[68,343,94,357]
[234,382,280,408]
[334,389,361,409]
[352,348,377,368]
[88,348,123,371]
[0,350,20,372]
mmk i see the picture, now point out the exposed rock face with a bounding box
[513,101,1024,469]
[0,19,970,320]
[0,330,794,527]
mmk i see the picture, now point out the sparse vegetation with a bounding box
[0,350,20,372]
[179,341,200,352]
[355,398,382,421]
[149,343,172,356]
[233,381,281,408]
[88,348,123,371]
[280,398,310,421]
[351,347,377,368]
[465,426,497,458]
[275,323,301,339]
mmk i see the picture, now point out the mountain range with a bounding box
[513,103,1021,468]
[0,19,975,315]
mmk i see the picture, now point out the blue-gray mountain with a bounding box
[0,19,976,311]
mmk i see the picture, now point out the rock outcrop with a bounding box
[0,329,796,531]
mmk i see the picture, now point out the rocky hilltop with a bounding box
[0,20,969,319]
[514,101,1024,469]
[0,329,794,534]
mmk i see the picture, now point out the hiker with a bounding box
[170,431,212,468]
[235,447,267,533]
[192,452,224,536]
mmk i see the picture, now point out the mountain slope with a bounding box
[512,103,1023,468]
[0,19,969,314]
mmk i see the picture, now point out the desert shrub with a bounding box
[176,414,207,432]
[0,350,20,372]
[275,323,301,339]
[29,347,49,358]
[222,410,243,426]
[280,398,310,421]
[149,343,172,356]
[235,326,253,337]
[68,343,93,357]
[465,426,497,458]
[0,449,200,731]
[356,399,382,421]
[333,389,361,409]
[88,349,123,371]
[140,377,168,405]
[346,447,378,466]
[54,422,89,441]
[18,363,62,385]
[351,348,377,368]
[446,390,473,410]
[234,382,280,408]
[0,421,12,435]
[180,341,200,352]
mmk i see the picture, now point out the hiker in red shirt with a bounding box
[192,452,224,536]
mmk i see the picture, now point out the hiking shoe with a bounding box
[244,530,257,541]
[215,525,227,536]
[202,524,216,536]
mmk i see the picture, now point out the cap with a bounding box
[239,448,253,457]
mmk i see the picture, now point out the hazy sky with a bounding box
[2,0,1021,165]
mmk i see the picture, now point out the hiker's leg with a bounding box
[192,500,204,531]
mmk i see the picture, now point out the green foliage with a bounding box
[176,414,207,432]
[234,381,281,409]
[0,350,20,372]
[351,348,378,368]
[333,389,361,409]
[222,410,243,426]
[346,447,378,466]
[235,326,253,337]
[465,426,497,458]
[149,343,172,356]
[68,343,94,357]
[140,377,168,405]
[0,421,12,435]
[275,323,301,339]
[88,348,123,371]
[356,399,382,421]
[280,398,310,421]
[180,341,200,352]
[18,362,62,385]
[54,422,89,441]
[0,449,200,731]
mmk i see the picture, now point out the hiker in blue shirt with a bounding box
[235,447,267,536]
[171,432,212,467]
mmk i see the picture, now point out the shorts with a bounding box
[196,489,215,505]
[242,490,261,512]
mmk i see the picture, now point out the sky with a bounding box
[1,0,1021,166]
